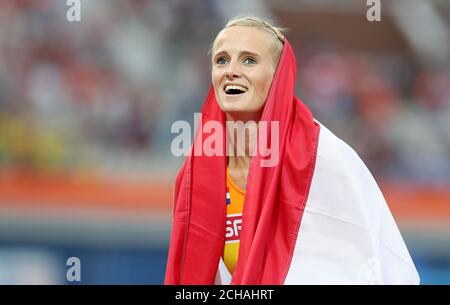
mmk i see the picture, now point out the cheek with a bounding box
[212,70,225,104]
[256,71,275,98]
[212,69,221,88]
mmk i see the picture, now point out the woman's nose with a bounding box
[225,60,241,79]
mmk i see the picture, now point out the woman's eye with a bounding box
[216,57,227,65]
[243,58,256,64]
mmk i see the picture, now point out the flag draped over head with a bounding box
[164,40,320,285]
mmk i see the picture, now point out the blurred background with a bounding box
[0,0,449,284]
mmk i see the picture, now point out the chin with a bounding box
[218,99,244,111]
[221,104,251,116]
[217,99,264,121]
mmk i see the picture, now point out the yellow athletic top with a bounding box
[223,169,245,274]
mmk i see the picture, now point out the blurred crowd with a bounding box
[0,0,449,183]
[297,42,450,183]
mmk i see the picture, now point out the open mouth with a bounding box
[224,84,248,95]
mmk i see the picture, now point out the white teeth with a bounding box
[224,84,248,92]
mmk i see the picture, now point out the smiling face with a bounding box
[212,26,279,122]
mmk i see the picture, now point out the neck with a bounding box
[225,110,263,125]
[226,114,258,171]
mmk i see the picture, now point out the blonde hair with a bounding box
[211,16,287,66]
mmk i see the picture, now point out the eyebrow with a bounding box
[213,50,261,60]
